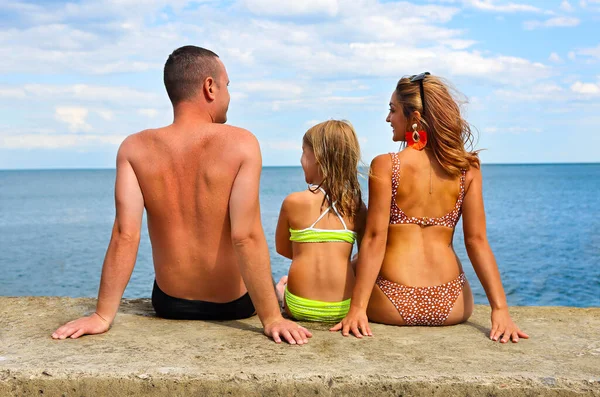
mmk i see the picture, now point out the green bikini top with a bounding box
[289,186,357,244]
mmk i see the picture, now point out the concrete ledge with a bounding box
[1,297,599,396]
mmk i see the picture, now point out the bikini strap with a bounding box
[330,202,349,230]
[389,152,400,200]
[308,185,331,228]
[309,206,332,228]
[453,169,467,212]
[308,185,348,230]
[313,186,324,196]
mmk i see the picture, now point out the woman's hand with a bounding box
[330,307,372,338]
[490,308,529,343]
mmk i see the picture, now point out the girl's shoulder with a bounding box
[282,189,319,209]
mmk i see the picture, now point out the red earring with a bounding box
[405,123,427,150]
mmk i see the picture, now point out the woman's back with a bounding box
[381,148,471,287]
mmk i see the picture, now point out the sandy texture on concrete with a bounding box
[0,297,599,396]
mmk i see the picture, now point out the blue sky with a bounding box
[0,0,599,168]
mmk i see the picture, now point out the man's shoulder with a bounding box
[214,124,257,143]
[117,129,157,154]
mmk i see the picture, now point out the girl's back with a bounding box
[281,189,364,302]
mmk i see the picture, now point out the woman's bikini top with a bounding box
[289,186,357,244]
[389,152,466,228]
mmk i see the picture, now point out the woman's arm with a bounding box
[331,154,393,338]
[462,166,529,343]
[275,197,293,260]
[350,200,369,272]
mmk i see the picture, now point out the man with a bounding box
[52,46,311,344]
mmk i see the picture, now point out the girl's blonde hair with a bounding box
[303,120,362,217]
[395,75,480,175]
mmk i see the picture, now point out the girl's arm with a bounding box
[275,197,293,259]
[462,166,529,343]
[331,155,392,338]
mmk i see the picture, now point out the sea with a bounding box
[1,164,599,307]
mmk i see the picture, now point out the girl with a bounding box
[275,120,367,322]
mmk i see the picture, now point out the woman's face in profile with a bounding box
[301,144,321,184]
[386,92,408,142]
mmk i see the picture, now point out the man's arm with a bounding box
[229,133,311,344]
[52,139,144,339]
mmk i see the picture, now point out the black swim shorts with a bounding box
[151,280,256,320]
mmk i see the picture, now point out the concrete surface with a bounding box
[0,297,599,396]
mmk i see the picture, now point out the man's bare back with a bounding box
[52,45,311,344]
[130,123,252,302]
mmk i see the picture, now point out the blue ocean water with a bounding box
[0,165,599,307]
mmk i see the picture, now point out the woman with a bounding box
[331,73,528,343]
[275,120,367,322]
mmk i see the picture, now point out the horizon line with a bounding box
[1,161,599,171]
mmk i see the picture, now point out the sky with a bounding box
[0,0,599,169]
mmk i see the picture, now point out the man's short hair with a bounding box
[164,45,220,105]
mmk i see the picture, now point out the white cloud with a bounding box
[0,87,27,99]
[442,52,551,82]
[462,0,544,13]
[549,52,563,63]
[138,108,159,118]
[483,126,542,134]
[264,140,301,151]
[0,134,126,149]
[571,81,600,95]
[568,51,577,60]
[1,0,597,167]
[240,0,340,16]
[238,81,304,98]
[524,16,580,29]
[560,1,575,11]
[54,107,92,132]
[495,83,564,101]
[96,109,114,121]
[0,0,543,88]
[0,84,160,106]
[577,44,600,59]
[304,119,321,127]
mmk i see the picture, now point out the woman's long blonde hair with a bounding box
[303,120,362,218]
[395,75,480,175]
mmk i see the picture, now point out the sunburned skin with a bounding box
[51,50,312,345]
[128,122,258,303]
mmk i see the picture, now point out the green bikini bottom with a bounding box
[284,287,351,323]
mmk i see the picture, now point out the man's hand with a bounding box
[51,313,110,340]
[264,317,312,345]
